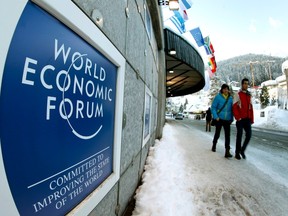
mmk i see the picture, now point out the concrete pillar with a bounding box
[156,49,166,139]
[284,68,288,109]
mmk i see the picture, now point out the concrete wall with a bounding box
[73,0,165,215]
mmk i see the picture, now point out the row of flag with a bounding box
[190,27,217,73]
[160,0,217,74]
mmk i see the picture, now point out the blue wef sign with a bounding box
[0,2,117,215]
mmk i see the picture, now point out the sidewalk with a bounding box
[131,120,288,216]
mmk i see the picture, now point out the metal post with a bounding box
[250,62,255,87]
[266,60,275,80]
[285,68,288,99]
[268,62,272,80]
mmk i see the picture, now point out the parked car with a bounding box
[165,112,173,118]
[175,113,184,120]
[183,111,189,118]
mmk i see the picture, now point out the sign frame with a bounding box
[0,0,125,215]
[143,86,153,146]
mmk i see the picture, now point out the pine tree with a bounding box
[229,84,234,98]
[260,85,270,108]
[208,75,223,105]
[184,98,188,110]
[179,104,184,113]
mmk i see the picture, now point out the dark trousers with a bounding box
[206,120,211,132]
[235,118,252,154]
[212,120,231,149]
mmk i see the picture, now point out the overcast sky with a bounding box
[163,0,288,61]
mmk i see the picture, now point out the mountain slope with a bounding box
[216,54,287,86]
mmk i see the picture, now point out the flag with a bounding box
[203,70,211,91]
[179,9,188,21]
[179,1,190,20]
[204,36,210,45]
[183,10,188,20]
[211,55,217,68]
[206,67,215,78]
[208,54,217,73]
[209,55,217,73]
[208,59,212,69]
[209,42,215,53]
[180,0,193,10]
[204,36,215,55]
[170,11,186,34]
[204,44,211,55]
[190,27,204,47]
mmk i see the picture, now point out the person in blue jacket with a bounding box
[211,84,234,158]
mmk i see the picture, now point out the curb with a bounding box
[252,126,288,136]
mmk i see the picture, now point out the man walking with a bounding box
[233,78,254,160]
[205,107,212,132]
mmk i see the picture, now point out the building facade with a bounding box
[0,1,204,215]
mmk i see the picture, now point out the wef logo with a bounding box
[0,3,118,216]
[20,39,116,140]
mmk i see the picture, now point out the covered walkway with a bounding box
[164,29,205,97]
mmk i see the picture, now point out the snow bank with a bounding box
[132,125,196,216]
[253,106,288,132]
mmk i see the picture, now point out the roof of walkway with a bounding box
[164,29,205,97]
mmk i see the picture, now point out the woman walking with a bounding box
[211,84,234,158]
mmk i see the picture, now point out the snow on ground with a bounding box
[132,124,195,216]
[253,105,288,132]
[132,107,288,216]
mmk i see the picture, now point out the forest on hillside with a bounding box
[215,54,288,86]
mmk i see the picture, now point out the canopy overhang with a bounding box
[165,29,205,97]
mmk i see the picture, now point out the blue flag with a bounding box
[204,44,211,55]
[170,11,186,34]
[180,0,193,9]
[190,27,204,47]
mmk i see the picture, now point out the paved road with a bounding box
[181,118,288,149]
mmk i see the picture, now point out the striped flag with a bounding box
[179,0,191,20]
[209,55,217,73]
[170,11,186,34]
[209,42,215,53]
[180,0,193,10]
[206,67,215,78]
[190,27,204,47]
[204,44,211,55]
[179,9,189,20]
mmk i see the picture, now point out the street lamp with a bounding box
[248,61,259,87]
[169,0,179,10]
[168,49,176,55]
[265,60,275,80]
[285,68,288,99]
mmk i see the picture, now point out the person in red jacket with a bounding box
[233,78,254,160]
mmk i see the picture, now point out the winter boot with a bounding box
[212,143,216,152]
[240,151,246,159]
[211,143,216,152]
[235,154,241,160]
[225,149,233,158]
